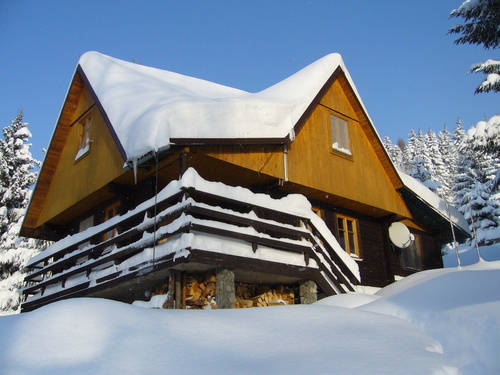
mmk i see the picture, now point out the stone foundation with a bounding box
[299,280,317,304]
[215,268,236,309]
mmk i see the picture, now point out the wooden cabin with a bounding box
[20,52,469,312]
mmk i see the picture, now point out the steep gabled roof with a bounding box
[24,51,469,243]
[78,51,360,163]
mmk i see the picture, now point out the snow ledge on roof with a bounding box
[398,171,470,235]
[78,51,350,163]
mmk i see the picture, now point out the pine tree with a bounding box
[449,0,500,93]
[382,136,405,171]
[404,129,419,170]
[454,116,500,245]
[405,129,441,192]
[0,111,44,315]
[437,125,457,201]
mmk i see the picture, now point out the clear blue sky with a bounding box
[1,1,497,163]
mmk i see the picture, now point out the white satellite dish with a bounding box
[388,222,414,249]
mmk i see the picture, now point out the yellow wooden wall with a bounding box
[200,144,285,179]
[287,79,410,216]
[37,87,125,226]
[198,78,411,218]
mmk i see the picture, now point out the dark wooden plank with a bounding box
[189,222,312,254]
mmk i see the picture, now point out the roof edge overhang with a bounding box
[21,66,87,237]
[77,65,128,161]
[396,172,471,243]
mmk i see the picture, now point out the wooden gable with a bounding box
[286,71,411,218]
[190,70,411,219]
[22,73,126,236]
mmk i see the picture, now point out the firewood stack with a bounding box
[151,273,295,309]
[184,274,217,309]
[235,284,295,308]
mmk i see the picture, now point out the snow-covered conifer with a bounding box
[454,116,500,245]
[449,0,500,93]
[405,129,441,193]
[0,111,44,315]
[383,136,405,171]
[436,126,457,201]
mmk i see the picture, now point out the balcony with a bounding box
[22,168,359,312]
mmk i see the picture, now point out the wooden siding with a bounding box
[37,87,125,227]
[287,79,411,218]
[196,144,285,180]
[189,76,411,219]
[322,207,393,287]
[390,230,444,277]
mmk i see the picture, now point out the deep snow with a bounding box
[1,252,498,374]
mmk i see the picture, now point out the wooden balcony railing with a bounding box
[22,169,358,311]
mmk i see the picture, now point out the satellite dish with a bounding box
[388,222,414,249]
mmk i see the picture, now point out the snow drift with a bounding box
[1,258,499,374]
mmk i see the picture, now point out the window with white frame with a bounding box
[330,114,351,155]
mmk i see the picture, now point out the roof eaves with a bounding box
[169,136,291,146]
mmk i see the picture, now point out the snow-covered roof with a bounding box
[398,171,471,236]
[78,51,356,162]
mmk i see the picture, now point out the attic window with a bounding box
[75,115,92,160]
[330,114,351,156]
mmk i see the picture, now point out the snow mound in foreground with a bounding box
[0,301,456,374]
[0,261,498,374]
[360,260,500,375]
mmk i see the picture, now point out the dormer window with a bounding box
[75,115,92,160]
[330,114,351,156]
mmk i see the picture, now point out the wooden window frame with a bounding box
[329,113,351,157]
[75,115,92,161]
[336,214,361,258]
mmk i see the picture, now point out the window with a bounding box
[400,233,422,270]
[337,214,360,258]
[330,114,351,155]
[103,201,120,241]
[75,115,92,160]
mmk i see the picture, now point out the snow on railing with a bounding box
[22,168,358,310]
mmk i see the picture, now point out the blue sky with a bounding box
[1,1,497,163]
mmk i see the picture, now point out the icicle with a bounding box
[133,159,138,185]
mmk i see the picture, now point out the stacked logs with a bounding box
[184,274,217,309]
[150,273,295,309]
[235,284,295,308]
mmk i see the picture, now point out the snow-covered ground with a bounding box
[0,247,498,374]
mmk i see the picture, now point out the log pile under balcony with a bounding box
[149,272,295,309]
